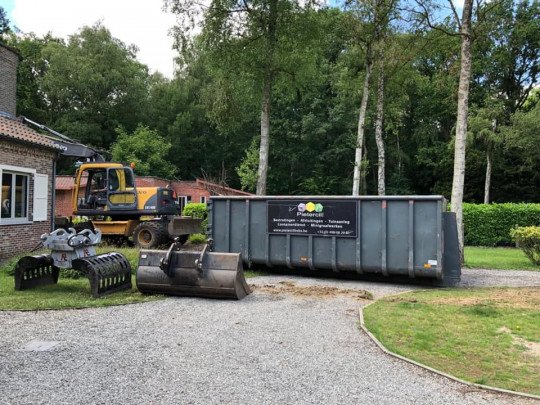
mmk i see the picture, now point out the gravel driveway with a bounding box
[0,269,538,404]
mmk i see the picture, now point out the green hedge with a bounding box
[464,203,540,246]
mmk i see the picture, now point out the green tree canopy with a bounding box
[110,125,177,178]
[39,23,149,148]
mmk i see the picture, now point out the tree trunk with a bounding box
[352,55,373,196]
[256,75,272,195]
[484,118,496,204]
[450,0,473,262]
[375,59,385,196]
[484,148,491,204]
[256,0,277,196]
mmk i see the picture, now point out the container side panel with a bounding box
[336,237,357,270]
[413,201,439,278]
[386,200,409,275]
[269,235,287,266]
[212,200,229,253]
[361,201,383,273]
[290,236,309,267]
[229,200,246,254]
[248,201,268,263]
[313,237,333,269]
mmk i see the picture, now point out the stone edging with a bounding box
[358,297,540,401]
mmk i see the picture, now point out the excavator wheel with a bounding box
[133,222,168,249]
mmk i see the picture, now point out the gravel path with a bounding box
[0,269,538,404]
[460,268,540,287]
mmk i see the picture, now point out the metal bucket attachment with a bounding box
[136,244,251,300]
[72,252,132,298]
[14,254,59,291]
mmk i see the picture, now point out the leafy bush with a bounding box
[510,226,540,265]
[183,203,208,232]
[182,203,207,219]
[188,233,207,244]
[463,203,540,246]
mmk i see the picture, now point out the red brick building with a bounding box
[0,43,59,259]
[55,175,252,217]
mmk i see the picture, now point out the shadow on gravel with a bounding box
[248,265,441,288]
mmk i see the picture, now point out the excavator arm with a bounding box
[21,116,105,162]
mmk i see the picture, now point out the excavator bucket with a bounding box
[72,252,132,298]
[14,254,59,291]
[136,243,251,300]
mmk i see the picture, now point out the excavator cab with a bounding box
[75,164,137,215]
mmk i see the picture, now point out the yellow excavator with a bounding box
[62,161,202,248]
[14,117,249,300]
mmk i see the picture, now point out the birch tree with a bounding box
[348,0,397,195]
[374,56,386,195]
[414,0,488,260]
[451,0,474,259]
[166,0,318,195]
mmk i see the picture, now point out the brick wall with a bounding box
[0,139,56,259]
[55,189,73,217]
[0,44,18,116]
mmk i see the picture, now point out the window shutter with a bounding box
[33,174,49,221]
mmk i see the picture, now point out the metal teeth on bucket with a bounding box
[14,254,60,291]
[136,249,251,300]
[72,252,132,298]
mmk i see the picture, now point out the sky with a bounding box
[2,0,466,79]
[3,0,178,78]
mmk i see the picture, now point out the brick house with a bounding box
[0,42,58,259]
[55,175,252,217]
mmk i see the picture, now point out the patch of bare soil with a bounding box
[390,287,540,310]
[251,281,373,301]
[497,326,540,358]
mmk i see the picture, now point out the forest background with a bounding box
[0,1,538,203]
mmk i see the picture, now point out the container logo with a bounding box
[298,202,323,213]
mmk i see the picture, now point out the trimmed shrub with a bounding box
[510,226,540,265]
[463,203,540,246]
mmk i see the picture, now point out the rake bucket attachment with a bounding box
[136,243,251,300]
[14,254,59,291]
[72,252,132,298]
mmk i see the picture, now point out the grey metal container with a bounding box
[208,196,460,286]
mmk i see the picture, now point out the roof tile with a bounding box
[0,116,58,149]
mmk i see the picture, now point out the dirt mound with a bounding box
[252,281,373,301]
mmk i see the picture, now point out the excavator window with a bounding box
[84,169,107,209]
[106,168,137,208]
[76,167,137,212]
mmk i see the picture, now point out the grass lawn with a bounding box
[0,245,263,311]
[0,246,160,311]
[364,287,540,395]
[464,246,539,270]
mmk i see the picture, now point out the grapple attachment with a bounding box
[136,243,251,300]
[72,252,132,298]
[13,228,132,298]
[14,254,59,291]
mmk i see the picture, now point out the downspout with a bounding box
[51,157,57,231]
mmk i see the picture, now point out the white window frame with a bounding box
[178,196,188,214]
[200,196,207,204]
[0,164,35,225]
